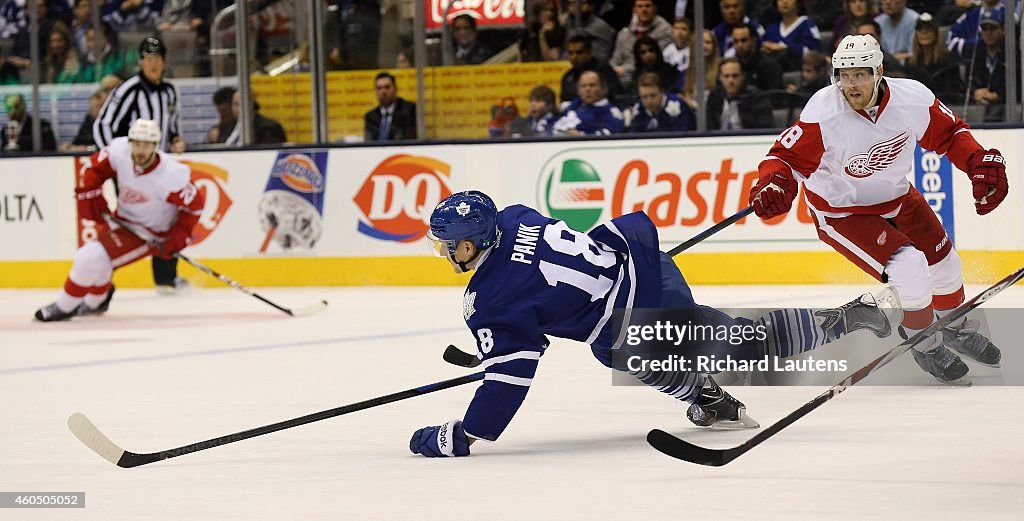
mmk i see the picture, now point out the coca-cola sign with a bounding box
[426,0,525,30]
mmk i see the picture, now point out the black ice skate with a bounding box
[815,292,892,339]
[34,302,75,322]
[942,319,1001,368]
[686,376,760,429]
[77,285,115,317]
[910,343,971,387]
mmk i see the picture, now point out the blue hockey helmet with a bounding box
[427,191,498,260]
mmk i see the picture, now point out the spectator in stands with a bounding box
[488,97,521,137]
[786,50,829,95]
[70,0,93,57]
[731,24,783,92]
[553,70,625,135]
[100,72,123,91]
[560,34,623,103]
[520,0,565,62]
[670,0,722,31]
[43,23,82,83]
[706,58,775,130]
[906,13,964,104]
[762,0,822,72]
[0,44,20,85]
[682,29,720,110]
[78,22,140,83]
[970,9,1018,122]
[451,14,492,65]
[325,0,381,70]
[205,86,236,144]
[856,18,906,75]
[874,0,918,62]
[714,0,763,58]
[395,48,413,68]
[225,90,287,145]
[1,93,57,152]
[509,85,559,138]
[947,0,1006,59]
[0,0,26,41]
[803,0,842,32]
[610,0,673,87]
[833,0,878,51]
[62,88,108,151]
[628,71,694,132]
[103,0,161,31]
[662,17,691,81]
[632,35,681,95]
[157,0,192,32]
[562,0,616,63]
[364,71,416,141]
[11,0,58,70]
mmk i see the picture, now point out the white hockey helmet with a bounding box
[831,35,884,85]
[128,118,162,144]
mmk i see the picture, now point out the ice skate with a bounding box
[815,290,893,339]
[156,277,190,296]
[942,319,1001,368]
[910,341,971,386]
[686,376,760,429]
[34,302,76,322]
[77,286,115,317]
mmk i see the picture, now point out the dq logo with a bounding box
[353,155,453,242]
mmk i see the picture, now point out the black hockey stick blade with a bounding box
[648,265,1024,466]
[69,372,484,468]
[443,344,481,368]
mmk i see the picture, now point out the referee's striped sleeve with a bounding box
[94,76,140,148]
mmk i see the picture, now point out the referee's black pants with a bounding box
[152,256,178,287]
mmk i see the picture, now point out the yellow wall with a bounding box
[251,62,569,143]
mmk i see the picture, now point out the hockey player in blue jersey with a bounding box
[409,191,893,458]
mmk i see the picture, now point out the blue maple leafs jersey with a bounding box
[460,205,662,441]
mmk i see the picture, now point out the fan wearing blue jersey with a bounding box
[409,191,895,458]
[762,0,822,71]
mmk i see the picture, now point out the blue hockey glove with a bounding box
[409,419,471,458]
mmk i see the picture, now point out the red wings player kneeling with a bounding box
[749,35,1008,386]
[35,119,205,322]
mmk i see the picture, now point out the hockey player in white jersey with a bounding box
[748,35,1008,385]
[34,119,205,322]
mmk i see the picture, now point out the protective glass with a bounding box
[426,231,454,258]
[833,68,875,88]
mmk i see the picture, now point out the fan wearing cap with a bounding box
[969,9,1016,122]
[33,119,205,322]
[905,13,964,105]
[749,34,1008,386]
[947,0,1011,59]
[93,36,188,293]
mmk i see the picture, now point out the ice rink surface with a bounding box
[2,284,1023,520]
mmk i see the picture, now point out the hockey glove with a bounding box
[967,148,1008,215]
[409,419,471,458]
[153,225,191,259]
[749,170,798,219]
[75,187,110,232]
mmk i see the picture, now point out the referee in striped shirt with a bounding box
[93,36,188,294]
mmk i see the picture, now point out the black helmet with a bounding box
[139,36,166,57]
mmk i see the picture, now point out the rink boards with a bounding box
[3,130,1023,287]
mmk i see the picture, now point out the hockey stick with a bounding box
[106,214,327,317]
[647,265,1024,466]
[441,207,757,368]
[68,371,485,468]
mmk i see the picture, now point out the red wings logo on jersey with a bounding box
[843,131,910,178]
[120,186,149,204]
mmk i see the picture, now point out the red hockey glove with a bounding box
[153,225,191,259]
[75,187,110,229]
[967,148,1008,215]
[749,171,798,219]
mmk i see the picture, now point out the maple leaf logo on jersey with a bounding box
[843,131,910,178]
[120,186,149,205]
[463,291,477,321]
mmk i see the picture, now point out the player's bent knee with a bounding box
[929,249,964,294]
[884,246,932,309]
[71,241,114,284]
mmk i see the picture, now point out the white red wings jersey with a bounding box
[759,77,983,217]
[81,137,201,233]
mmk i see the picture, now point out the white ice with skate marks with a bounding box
[0,285,1022,520]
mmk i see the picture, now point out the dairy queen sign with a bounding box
[426,0,525,30]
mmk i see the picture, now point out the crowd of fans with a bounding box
[2,1,1022,147]
[486,0,1023,137]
